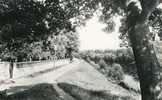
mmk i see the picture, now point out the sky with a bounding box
[77,15,122,51]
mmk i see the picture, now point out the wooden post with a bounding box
[53,44,57,68]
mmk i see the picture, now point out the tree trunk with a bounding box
[129,23,162,100]
[128,1,162,100]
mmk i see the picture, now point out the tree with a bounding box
[0,0,48,61]
[125,1,162,100]
[46,30,79,59]
[0,0,78,61]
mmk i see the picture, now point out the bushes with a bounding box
[98,59,107,69]
[90,58,124,82]
[80,49,138,80]
[80,50,125,82]
[107,63,124,82]
[97,62,124,82]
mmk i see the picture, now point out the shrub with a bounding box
[98,59,107,69]
[73,52,81,59]
[107,63,124,82]
[79,49,138,80]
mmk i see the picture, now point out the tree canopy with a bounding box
[0,0,79,61]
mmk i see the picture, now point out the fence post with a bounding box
[53,44,57,68]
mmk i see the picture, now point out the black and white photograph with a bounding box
[0,0,162,100]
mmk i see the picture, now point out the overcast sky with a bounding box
[77,15,122,51]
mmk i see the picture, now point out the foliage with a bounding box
[0,0,45,61]
[0,0,48,42]
[107,63,124,82]
[80,49,138,80]
[0,0,79,61]
[80,48,135,65]
[44,30,79,60]
[98,59,107,69]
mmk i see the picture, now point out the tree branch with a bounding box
[138,0,161,24]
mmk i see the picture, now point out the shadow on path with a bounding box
[25,64,68,78]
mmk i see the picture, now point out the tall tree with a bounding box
[0,0,47,61]
[126,1,162,100]
[0,0,77,61]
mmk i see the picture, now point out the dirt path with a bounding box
[0,59,80,91]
